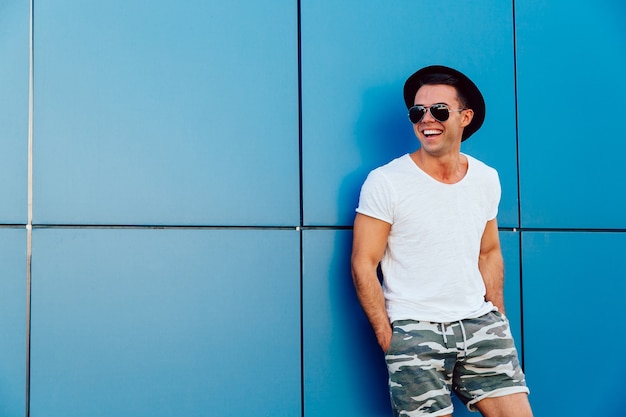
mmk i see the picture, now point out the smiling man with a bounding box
[351,66,533,417]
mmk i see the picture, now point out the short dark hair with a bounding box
[417,73,469,108]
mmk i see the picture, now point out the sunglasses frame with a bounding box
[408,104,466,124]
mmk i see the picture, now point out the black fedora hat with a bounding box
[403,65,485,141]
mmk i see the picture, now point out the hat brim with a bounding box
[403,65,485,141]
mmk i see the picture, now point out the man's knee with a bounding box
[475,392,533,417]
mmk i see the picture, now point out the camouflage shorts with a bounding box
[385,311,529,416]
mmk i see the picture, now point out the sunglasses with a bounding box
[408,104,466,124]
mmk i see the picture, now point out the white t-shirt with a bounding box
[356,153,501,323]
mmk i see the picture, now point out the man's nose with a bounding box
[421,108,436,122]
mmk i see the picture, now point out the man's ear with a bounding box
[461,109,474,128]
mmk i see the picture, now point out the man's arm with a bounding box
[478,218,506,314]
[351,213,392,352]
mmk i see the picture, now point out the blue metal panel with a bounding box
[0,0,29,224]
[303,229,524,416]
[516,0,626,228]
[33,0,299,226]
[30,228,301,417]
[0,229,27,417]
[500,231,523,356]
[522,232,626,416]
[303,229,390,416]
[301,0,518,227]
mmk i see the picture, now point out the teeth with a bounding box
[423,130,442,136]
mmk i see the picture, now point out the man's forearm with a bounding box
[479,250,505,313]
[352,266,392,351]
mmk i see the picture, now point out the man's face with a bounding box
[412,84,473,156]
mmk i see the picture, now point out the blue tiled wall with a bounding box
[1,1,624,416]
[29,228,300,416]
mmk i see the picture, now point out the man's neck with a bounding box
[410,149,468,184]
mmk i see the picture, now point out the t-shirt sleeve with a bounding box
[355,169,394,224]
[486,170,502,221]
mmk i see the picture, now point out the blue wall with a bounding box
[1,1,625,416]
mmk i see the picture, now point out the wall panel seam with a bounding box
[25,0,35,415]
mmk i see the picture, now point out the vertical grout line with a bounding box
[511,0,526,370]
[296,1,305,416]
[299,228,305,417]
[297,7,304,230]
[517,228,526,369]
[512,6,521,229]
[25,0,35,415]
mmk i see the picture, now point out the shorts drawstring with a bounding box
[458,320,468,357]
[440,320,469,357]
[440,323,448,346]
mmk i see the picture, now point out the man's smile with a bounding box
[422,129,443,138]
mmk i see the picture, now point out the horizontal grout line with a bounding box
[500,227,626,233]
[298,225,354,230]
[0,224,28,229]
[26,224,354,231]
[1,224,625,233]
[1,224,350,231]
[26,224,300,231]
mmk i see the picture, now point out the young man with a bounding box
[351,66,532,417]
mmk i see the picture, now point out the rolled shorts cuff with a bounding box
[430,406,454,417]
[399,405,454,417]
[466,386,531,412]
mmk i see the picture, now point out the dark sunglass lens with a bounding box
[408,106,426,124]
[430,105,450,122]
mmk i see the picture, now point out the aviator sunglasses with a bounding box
[408,104,466,124]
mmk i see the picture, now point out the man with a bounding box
[351,65,532,417]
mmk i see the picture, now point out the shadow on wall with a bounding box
[339,83,416,225]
